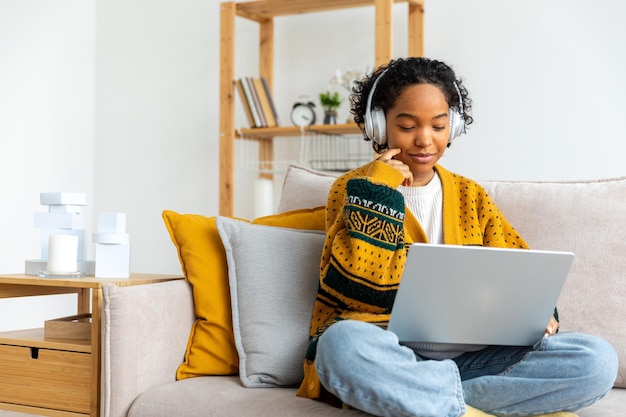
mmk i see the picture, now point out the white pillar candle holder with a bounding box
[253,178,274,218]
[39,234,84,278]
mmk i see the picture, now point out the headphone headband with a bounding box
[453,80,464,115]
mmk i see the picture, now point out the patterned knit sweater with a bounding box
[296,161,529,400]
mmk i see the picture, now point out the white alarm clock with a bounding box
[290,100,316,127]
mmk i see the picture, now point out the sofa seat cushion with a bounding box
[127,377,623,417]
[127,376,372,417]
[577,388,626,417]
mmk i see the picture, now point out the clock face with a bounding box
[290,103,316,126]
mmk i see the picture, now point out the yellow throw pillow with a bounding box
[162,206,326,379]
[252,206,326,230]
[162,211,240,378]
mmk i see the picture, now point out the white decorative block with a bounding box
[40,192,86,206]
[94,212,130,278]
[34,212,85,229]
[93,233,130,245]
[49,204,83,213]
[97,212,126,233]
[95,242,130,278]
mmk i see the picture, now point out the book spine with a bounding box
[235,79,256,128]
[260,77,280,126]
[245,76,267,127]
[253,78,276,127]
[240,77,262,128]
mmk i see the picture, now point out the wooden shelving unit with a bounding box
[219,0,424,216]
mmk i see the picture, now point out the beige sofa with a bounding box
[101,165,625,417]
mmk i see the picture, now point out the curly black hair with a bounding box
[351,57,474,152]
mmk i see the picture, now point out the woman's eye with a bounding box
[433,125,446,131]
[399,125,415,131]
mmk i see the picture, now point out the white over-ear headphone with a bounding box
[364,68,466,147]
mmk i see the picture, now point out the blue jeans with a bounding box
[315,320,618,417]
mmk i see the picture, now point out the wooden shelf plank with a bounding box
[0,273,183,290]
[0,402,88,417]
[0,283,81,298]
[236,0,423,21]
[238,123,362,138]
[0,328,91,353]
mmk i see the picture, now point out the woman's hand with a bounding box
[544,316,559,337]
[378,148,413,186]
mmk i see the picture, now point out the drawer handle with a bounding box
[30,347,39,359]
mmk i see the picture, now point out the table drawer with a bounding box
[0,343,91,413]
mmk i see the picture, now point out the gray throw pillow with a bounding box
[216,216,324,388]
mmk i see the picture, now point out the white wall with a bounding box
[94,0,216,274]
[269,0,626,182]
[1,0,625,331]
[429,0,626,181]
[0,0,95,330]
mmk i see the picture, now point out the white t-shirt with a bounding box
[398,172,486,358]
[398,172,443,244]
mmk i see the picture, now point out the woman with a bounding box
[296,57,618,417]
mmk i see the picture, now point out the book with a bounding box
[253,78,276,127]
[235,76,281,128]
[238,78,262,127]
[245,76,267,127]
[235,79,256,127]
[260,77,280,126]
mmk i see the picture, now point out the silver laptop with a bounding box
[387,243,574,346]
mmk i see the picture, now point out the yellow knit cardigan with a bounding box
[296,161,529,400]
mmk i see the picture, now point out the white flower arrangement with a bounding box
[330,67,367,93]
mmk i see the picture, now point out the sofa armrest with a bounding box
[101,280,195,417]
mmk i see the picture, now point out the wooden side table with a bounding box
[0,273,183,417]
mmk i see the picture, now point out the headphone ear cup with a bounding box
[448,107,465,145]
[368,107,387,145]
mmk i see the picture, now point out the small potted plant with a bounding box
[319,90,342,124]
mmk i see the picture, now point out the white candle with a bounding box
[47,234,79,273]
[254,178,274,218]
